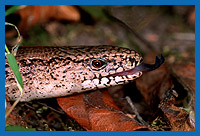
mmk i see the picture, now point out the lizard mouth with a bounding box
[109,54,165,77]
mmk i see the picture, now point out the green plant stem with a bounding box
[5,44,10,54]
[5,93,23,121]
[5,22,23,123]
[5,22,21,39]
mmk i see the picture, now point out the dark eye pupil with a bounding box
[95,62,100,66]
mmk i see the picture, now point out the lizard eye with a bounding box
[92,59,103,68]
[90,59,106,70]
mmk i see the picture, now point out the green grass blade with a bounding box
[5,5,21,17]
[6,53,23,89]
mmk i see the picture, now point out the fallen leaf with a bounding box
[136,53,172,105]
[188,7,195,26]
[6,5,80,37]
[159,90,195,131]
[57,90,149,131]
[171,63,195,92]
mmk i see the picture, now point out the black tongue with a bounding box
[108,54,165,77]
[135,54,165,72]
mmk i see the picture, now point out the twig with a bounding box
[125,96,147,126]
[36,102,65,114]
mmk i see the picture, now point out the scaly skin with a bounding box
[5,45,144,101]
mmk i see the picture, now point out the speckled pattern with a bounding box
[5,45,143,101]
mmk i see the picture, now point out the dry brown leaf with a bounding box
[136,53,172,104]
[6,5,80,36]
[172,63,195,92]
[188,7,195,27]
[57,90,149,131]
[171,63,195,113]
[159,90,195,131]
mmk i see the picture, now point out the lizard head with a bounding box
[80,45,165,90]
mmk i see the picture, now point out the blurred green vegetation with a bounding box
[5,125,36,131]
